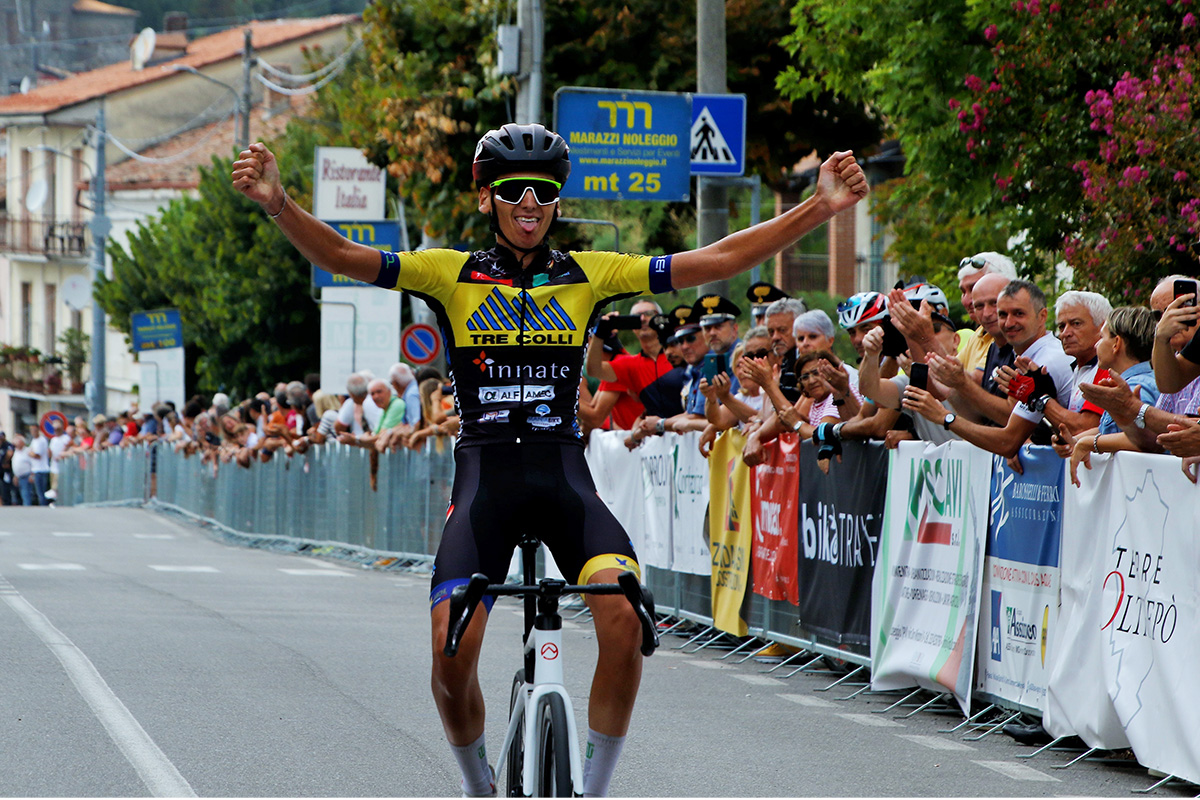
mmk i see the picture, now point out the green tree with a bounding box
[96,154,319,398]
[781,0,1200,301]
[345,0,881,253]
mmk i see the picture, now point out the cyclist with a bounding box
[232,123,867,796]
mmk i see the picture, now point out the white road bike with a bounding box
[444,536,659,797]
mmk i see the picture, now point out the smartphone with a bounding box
[610,314,644,330]
[1176,279,1198,327]
[909,362,929,391]
[702,352,728,382]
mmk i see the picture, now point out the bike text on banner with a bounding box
[797,440,887,647]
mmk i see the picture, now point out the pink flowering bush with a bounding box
[1071,46,1200,298]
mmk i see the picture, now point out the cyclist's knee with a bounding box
[589,596,642,655]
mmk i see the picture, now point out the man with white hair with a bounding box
[957,251,1018,372]
[1047,290,1111,435]
[389,362,423,427]
[334,372,382,436]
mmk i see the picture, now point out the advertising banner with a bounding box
[584,430,645,559]
[977,447,1063,711]
[1043,454,1130,749]
[1058,452,1200,780]
[797,440,887,646]
[751,433,800,604]
[638,435,674,569]
[708,428,752,635]
[871,441,991,715]
[672,431,711,576]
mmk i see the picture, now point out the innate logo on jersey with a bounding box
[479,385,555,404]
[466,288,578,334]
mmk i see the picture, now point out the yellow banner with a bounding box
[708,428,752,635]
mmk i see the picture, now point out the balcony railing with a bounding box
[0,215,91,257]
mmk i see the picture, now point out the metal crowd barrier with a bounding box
[59,441,456,562]
[56,446,150,506]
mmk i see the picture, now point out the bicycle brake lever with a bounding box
[444,573,490,658]
[617,571,660,656]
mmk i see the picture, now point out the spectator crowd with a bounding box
[583,253,1200,487]
[5,251,1199,505]
[0,362,457,507]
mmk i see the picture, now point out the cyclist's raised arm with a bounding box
[669,151,867,291]
[232,142,383,285]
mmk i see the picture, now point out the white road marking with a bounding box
[897,734,976,751]
[836,713,905,728]
[134,534,176,540]
[972,760,1060,782]
[18,563,86,571]
[777,693,837,709]
[0,531,14,536]
[649,649,687,658]
[732,674,787,687]
[0,574,195,797]
[52,531,94,537]
[148,566,219,573]
[278,569,355,577]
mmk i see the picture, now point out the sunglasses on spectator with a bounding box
[744,349,771,359]
[959,255,990,270]
[490,177,562,206]
[679,333,699,344]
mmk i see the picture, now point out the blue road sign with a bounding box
[554,87,691,202]
[313,220,402,288]
[130,308,182,352]
[690,94,747,176]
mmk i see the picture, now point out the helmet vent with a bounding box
[522,133,534,151]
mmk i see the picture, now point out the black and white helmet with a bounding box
[472,123,571,189]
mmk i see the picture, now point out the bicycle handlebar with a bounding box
[443,571,660,658]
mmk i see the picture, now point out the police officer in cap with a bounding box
[693,294,742,356]
[746,281,789,328]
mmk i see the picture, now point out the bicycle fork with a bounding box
[495,624,583,797]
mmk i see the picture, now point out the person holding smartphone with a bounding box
[1151,275,1200,394]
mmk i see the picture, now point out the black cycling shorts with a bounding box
[429,442,640,612]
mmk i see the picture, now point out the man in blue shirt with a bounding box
[389,362,423,427]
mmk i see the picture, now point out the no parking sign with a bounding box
[400,323,442,365]
[40,410,68,436]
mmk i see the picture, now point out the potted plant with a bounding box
[58,328,90,395]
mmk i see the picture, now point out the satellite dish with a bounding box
[62,275,92,311]
[18,75,32,94]
[131,27,156,71]
[24,179,48,213]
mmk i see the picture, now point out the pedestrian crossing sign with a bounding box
[690,94,746,176]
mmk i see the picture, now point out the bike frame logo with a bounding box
[540,643,559,660]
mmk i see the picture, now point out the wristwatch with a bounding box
[832,395,846,407]
[792,417,805,432]
[1134,402,1150,429]
[943,413,957,431]
[1029,395,1050,414]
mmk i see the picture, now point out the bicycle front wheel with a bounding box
[507,669,525,798]
[534,693,573,797]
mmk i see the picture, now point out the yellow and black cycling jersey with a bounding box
[373,243,673,447]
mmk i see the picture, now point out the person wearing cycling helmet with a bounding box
[232,123,867,797]
[837,291,889,362]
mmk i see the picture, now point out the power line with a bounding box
[255,35,360,82]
